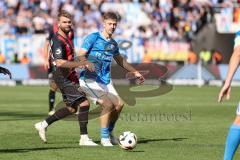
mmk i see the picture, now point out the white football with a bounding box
[118,131,137,150]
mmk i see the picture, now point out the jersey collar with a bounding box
[99,31,112,42]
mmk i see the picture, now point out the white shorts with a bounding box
[79,79,119,104]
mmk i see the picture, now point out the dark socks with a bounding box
[108,121,116,133]
[49,90,55,111]
[46,107,72,125]
[78,106,89,135]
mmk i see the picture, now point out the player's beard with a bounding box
[59,25,71,34]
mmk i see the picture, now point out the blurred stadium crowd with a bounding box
[0,0,238,65]
[0,0,228,39]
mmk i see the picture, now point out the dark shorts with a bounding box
[60,84,87,107]
[53,73,87,107]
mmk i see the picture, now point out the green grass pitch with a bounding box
[0,85,239,160]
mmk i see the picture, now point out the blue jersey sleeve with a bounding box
[81,33,97,51]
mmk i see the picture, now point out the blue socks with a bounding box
[101,122,116,139]
[101,128,109,139]
[224,124,240,160]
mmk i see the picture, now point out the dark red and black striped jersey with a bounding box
[50,33,78,84]
[47,24,74,73]
[51,33,74,61]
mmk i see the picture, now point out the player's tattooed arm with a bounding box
[55,59,94,72]
[51,40,93,71]
[114,54,145,84]
[55,59,83,68]
[76,49,87,62]
[54,49,94,71]
[76,49,95,72]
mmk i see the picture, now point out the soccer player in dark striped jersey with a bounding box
[44,23,74,115]
[35,10,98,146]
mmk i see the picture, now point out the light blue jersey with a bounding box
[80,32,120,85]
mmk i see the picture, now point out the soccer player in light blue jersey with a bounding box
[78,12,145,146]
[218,31,240,160]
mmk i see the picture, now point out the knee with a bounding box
[105,103,115,111]
[67,106,77,113]
[79,99,90,107]
[115,103,124,113]
[102,101,115,112]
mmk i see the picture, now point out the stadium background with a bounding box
[1,1,240,160]
[0,0,239,85]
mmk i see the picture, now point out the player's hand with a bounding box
[133,71,145,85]
[218,83,231,102]
[0,66,12,79]
[84,61,95,72]
[44,61,49,70]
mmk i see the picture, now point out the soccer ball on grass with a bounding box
[118,131,137,150]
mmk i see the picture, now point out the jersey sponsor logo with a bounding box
[105,43,116,51]
[104,43,118,53]
[95,52,112,61]
[56,48,61,55]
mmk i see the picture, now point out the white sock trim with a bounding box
[42,120,48,128]
[81,134,89,139]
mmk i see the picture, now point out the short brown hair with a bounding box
[58,10,72,20]
[103,11,118,21]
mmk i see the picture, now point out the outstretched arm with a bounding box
[54,48,94,72]
[114,54,145,84]
[77,48,88,62]
[76,48,94,71]
[218,46,240,102]
[51,39,94,72]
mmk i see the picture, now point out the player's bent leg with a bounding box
[97,96,115,147]
[48,81,58,115]
[34,121,48,143]
[35,82,81,144]
[111,101,124,123]
[79,79,115,146]
[98,96,115,128]
[107,94,124,145]
[106,83,124,124]
[78,100,98,146]
[34,106,76,143]
[108,105,123,145]
[224,115,240,160]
